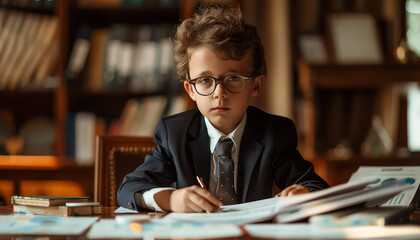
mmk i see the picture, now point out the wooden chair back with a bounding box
[94,136,156,207]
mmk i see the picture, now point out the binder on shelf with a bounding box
[118,98,141,135]
[102,24,129,89]
[87,28,108,91]
[66,24,92,87]
[75,112,96,165]
[129,96,167,136]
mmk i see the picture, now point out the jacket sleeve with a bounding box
[272,118,329,192]
[117,119,177,211]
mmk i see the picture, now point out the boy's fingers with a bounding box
[195,187,223,206]
[192,186,223,210]
[288,187,310,196]
[278,184,309,197]
[185,199,203,212]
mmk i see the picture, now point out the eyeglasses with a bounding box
[187,74,255,96]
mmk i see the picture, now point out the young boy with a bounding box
[117,4,328,213]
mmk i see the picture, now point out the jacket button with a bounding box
[128,202,134,209]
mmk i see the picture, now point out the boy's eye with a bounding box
[196,77,214,84]
[226,75,241,82]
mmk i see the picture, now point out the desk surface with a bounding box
[0,206,419,240]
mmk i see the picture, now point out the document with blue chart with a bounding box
[348,166,420,207]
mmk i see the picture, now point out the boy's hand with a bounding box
[277,184,310,197]
[154,185,222,213]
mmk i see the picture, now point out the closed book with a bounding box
[87,28,108,91]
[11,196,89,207]
[13,204,101,217]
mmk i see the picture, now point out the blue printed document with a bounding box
[87,219,242,239]
[0,215,98,235]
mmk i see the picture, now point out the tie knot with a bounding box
[215,139,233,156]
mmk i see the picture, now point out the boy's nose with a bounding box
[213,82,227,98]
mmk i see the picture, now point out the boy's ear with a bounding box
[251,75,264,96]
[184,81,197,101]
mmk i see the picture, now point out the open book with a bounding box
[161,177,413,225]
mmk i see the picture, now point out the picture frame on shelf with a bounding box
[298,34,328,63]
[327,13,383,64]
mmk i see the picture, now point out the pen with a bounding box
[196,176,206,190]
[196,176,215,213]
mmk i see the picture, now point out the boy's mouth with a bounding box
[212,106,230,111]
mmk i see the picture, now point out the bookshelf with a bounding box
[0,0,196,158]
[289,0,420,186]
[0,0,205,204]
[298,60,420,185]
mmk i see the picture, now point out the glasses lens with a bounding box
[224,75,246,93]
[195,77,215,95]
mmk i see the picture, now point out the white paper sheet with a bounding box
[274,182,413,223]
[220,196,278,212]
[87,219,242,239]
[114,206,138,213]
[0,215,98,235]
[244,223,420,239]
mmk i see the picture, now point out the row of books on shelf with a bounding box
[1,0,178,9]
[66,23,178,93]
[0,0,55,8]
[77,0,179,8]
[0,9,59,90]
[66,95,187,164]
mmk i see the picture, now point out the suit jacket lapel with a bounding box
[237,107,264,202]
[189,115,211,189]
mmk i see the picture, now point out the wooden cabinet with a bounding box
[298,60,420,185]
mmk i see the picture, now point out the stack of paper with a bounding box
[161,177,413,225]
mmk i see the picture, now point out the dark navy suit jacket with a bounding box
[117,106,329,210]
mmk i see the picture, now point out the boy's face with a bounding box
[184,46,263,135]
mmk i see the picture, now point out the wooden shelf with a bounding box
[299,61,420,92]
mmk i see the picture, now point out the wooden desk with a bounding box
[0,206,419,240]
[0,156,94,202]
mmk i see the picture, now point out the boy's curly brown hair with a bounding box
[173,3,267,82]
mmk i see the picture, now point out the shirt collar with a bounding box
[204,112,247,154]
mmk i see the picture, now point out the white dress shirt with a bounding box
[142,113,247,212]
